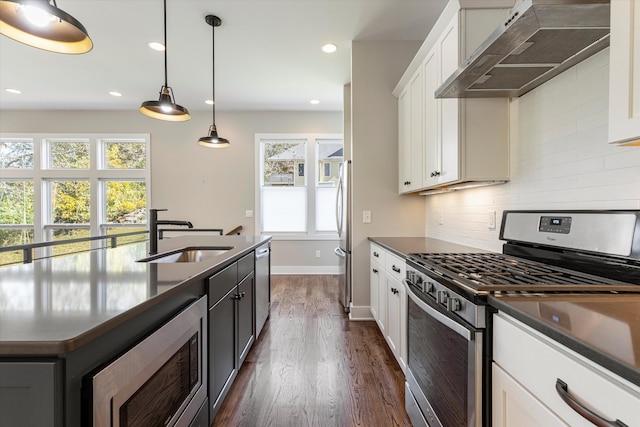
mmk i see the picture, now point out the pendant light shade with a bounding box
[139,0,190,122]
[198,15,229,148]
[0,0,92,54]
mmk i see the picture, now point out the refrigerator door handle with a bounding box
[335,174,343,236]
[334,247,346,257]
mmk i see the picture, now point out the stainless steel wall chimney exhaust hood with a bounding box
[435,0,610,99]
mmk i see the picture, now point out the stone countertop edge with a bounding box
[489,295,640,389]
[0,235,271,356]
[368,236,490,259]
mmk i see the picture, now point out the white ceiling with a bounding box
[0,0,448,112]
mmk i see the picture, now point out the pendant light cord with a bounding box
[163,0,168,89]
[211,18,216,125]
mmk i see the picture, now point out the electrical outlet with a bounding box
[488,210,496,229]
[245,210,254,218]
[438,210,444,225]
[363,210,372,223]
[315,250,321,258]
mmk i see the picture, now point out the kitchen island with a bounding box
[0,234,270,427]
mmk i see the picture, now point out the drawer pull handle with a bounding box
[372,268,378,274]
[392,265,401,273]
[373,252,379,257]
[555,379,628,427]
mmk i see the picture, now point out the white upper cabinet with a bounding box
[395,1,511,195]
[609,0,640,146]
[398,68,424,193]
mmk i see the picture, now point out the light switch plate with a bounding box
[363,210,371,223]
[438,210,444,225]
[488,210,496,229]
[245,210,254,218]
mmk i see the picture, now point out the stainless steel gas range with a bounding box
[403,210,640,427]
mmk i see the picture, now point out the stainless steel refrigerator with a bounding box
[334,160,352,313]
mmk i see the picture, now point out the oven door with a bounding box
[86,296,207,427]
[404,280,484,427]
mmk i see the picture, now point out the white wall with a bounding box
[350,41,427,318]
[0,109,343,269]
[426,49,640,252]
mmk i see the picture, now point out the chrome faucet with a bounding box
[149,208,193,254]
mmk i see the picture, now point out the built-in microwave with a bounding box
[84,296,207,427]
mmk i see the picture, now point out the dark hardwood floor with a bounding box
[211,275,411,427]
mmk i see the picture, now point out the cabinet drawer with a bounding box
[493,313,640,427]
[385,253,405,280]
[237,252,254,281]
[208,262,237,308]
[370,244,386,265]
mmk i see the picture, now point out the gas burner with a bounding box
[407,253,640,293]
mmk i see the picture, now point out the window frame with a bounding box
[255,133,343,240]
[0,133,150,257]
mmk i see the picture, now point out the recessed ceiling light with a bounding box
[205,99,214,105]
[310,99,320,105]
[5,88,22,94]
[322,43,338,53]
[109,91,123,97]
[148,41,165,51]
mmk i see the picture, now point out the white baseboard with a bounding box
[349,305,374,321]
[271,266,341,275]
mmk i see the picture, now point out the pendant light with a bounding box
[139,0,190,122]
[0,0,92,54]
[198,15,229,148]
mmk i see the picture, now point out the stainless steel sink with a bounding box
[137,246,233,263]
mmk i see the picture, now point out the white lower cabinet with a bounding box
[369,242,407,373]
[493,312,640,427]
[493,364,568,427]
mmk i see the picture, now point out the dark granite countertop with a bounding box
[368,236,489,258]
[490,294,640,389]
[0,235,270,355]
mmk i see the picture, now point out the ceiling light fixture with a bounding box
[109,91,122,97]
[198,15,229,148]
[322,43,337,53]
[0,0,92,54]
[139,0,190,122]
[310,99,320,105]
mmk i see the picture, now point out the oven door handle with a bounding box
[403,279,473,341]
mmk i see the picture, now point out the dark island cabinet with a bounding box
[0,360,63,426]
[208,252,255,423]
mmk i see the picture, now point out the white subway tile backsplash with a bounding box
[425,49,639,252]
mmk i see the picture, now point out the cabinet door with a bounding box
[609,0,640,145]
[398,86,411,193]
[0,361,62,427]
[370,259,382,321]
[423,48,440,188]
[386,274,401,359]
[237,272,255,366]
[209,287,237,413]
[398,69,424,193]
[438,13,460,185]
[398,280,407,372]
[493,363,568,427]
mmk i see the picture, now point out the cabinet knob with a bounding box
[373,252,379,258]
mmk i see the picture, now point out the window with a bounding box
[0,134,150,264]
[257,134,343,237]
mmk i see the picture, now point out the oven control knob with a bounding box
[446,297,462,312]
[437,290,448,304]
[424,281,434,293]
